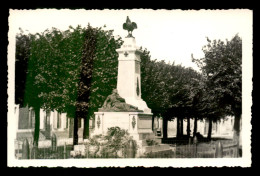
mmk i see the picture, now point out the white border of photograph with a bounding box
[7,9,252,167]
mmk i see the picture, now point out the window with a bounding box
[45,110,50,130]
[44,110,51,139]
[28,109,35,129]
[78,117,82,128]
[57,112,61,129]
[66,116,68,129]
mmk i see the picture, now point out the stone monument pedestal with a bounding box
[92,111,171,157]
[92,111,153,139]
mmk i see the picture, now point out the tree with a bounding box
[15,29,31,107]
[140,51,176,138]
[140,49,168,133]
[140,49,203,139]
[190,86,203,137]
[22,32,46,147]
[166,65,202,139]
[189,71,227,140]
[192,35,242,142]
[140,49,169,117]
[85,26,122,139]
[25,26,85,146]
[17,25,123,145]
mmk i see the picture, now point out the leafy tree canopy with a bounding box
[19,25,123,119]
[192,34,242,118]
[140,48,203,120]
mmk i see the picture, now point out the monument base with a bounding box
[92,111,153,138]
[92,111,171,157]
[123,97,152,114]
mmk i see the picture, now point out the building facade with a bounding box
[14,105,90,146]
[154,116,235,138]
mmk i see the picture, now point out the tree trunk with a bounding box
[180,117,183,137]
[177,117,180,138]
[78,117,81,128]
[69,118,74,138]
[233,113,241,144]
[193,117,197,137]
[83,115,90,139]
[73,113,79,145]
[207,118,213,140]
[45,112,51,139]
[162,118,168,139]
[187,117,191,137]
[77,27,96,141]
[33,106,40,147]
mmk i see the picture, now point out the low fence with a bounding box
[168,137,239,158]
[15,135,239,159]
[220,140,239,158]
[170,143,215,158]
[15,134,135,159]
[15,133,76,159]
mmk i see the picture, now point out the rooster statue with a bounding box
[123,16,137,38]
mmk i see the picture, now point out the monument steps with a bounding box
[136,143,172,158]
[134,134,172,158]
[143,144,171,153]
[136,133,162,143]
[137,132,156,140]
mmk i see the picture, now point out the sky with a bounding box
[9,9,252,71]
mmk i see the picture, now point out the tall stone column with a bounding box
[116,37,151,114]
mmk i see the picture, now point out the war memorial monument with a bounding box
[91,16,171,157]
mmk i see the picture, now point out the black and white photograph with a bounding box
[7,9,252,167]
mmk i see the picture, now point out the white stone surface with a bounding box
[116,37,151,113]
[92,112,153,139]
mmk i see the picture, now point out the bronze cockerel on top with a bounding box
[123,16,137,38]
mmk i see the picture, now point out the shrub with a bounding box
[146,139,158,146]
[85,126,138,158]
